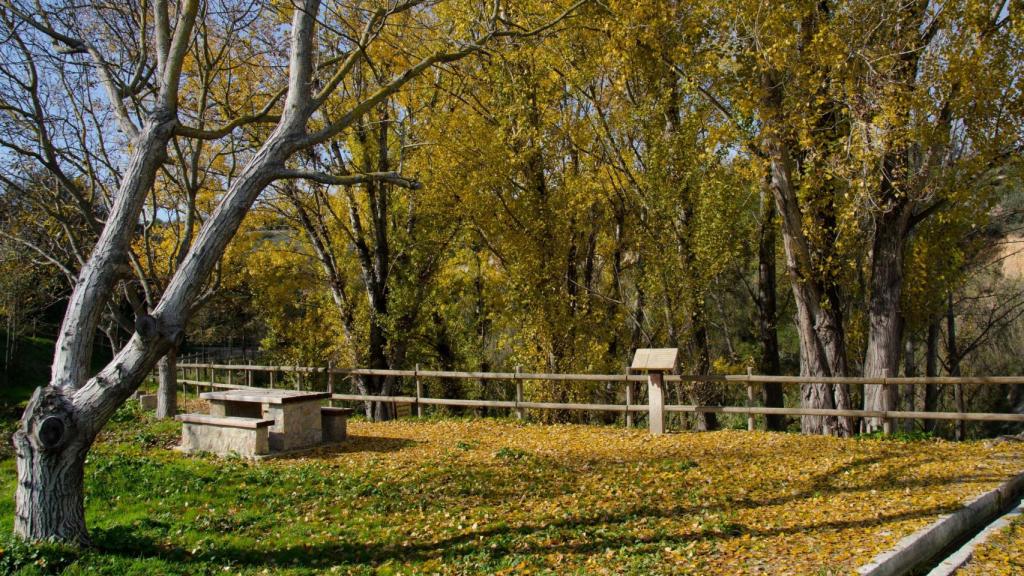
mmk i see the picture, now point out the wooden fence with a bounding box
[172,363,1024,435]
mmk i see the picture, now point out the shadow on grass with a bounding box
[320,435,419,455]
[81,432,1013,571]
[88,497,953,571]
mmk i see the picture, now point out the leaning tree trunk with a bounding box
[770,166,843,435]
[12,89,288,545]
[14,112,180,544]
[156,348,178,418]
[793,293,837,434]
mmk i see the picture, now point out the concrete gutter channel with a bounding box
[926,503,1023,576]
[856,470,1024,576]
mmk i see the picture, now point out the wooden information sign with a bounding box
[630,348,678,435]
[631,348,678,373]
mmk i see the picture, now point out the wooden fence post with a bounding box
[415,363,423,418]
[247,366,254,388]
[327,362,335,407]
[882,368,893,436]
[648,371,665,435]
[746,367,756,432]
[515,366,524,420]
[624,366,633,428]
[227,362,233,388]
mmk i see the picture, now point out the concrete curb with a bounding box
[926,503,1023,576]
[856,470,1024,576]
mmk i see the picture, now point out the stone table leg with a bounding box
[265,401,322,452]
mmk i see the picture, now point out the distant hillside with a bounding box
[1002,234,1024,279]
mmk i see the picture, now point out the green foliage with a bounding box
[109,401,144,424]
[493,446,530,461]
[0,533,78,575]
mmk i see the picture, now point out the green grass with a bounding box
[0,406,1022,575]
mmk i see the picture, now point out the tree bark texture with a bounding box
[756,181,785,430]
[13,387,91,544]
[923,319,941,432]
[947,293,966,440]
[13,0,580,543]
[14,0,308,542]
[766,143,850,436]
[862,206,909,432]
[156,348,177,419]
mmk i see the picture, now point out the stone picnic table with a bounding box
[200,389,331,452]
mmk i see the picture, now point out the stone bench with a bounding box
[176,413,275,457]
[321,407,354,442]
[138,393,158,410]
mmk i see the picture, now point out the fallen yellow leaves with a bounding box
[958,515,1024,575]
[283,419,1024,574]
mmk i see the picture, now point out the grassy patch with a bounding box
[0,412,1022,574]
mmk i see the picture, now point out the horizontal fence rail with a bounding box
[176,363,1024,386]
[172,363,1024,434]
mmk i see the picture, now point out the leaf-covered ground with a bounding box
[956,512,1024,575]
[1,406,1023,574]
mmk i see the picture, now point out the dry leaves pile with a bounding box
[287,419,1024,575]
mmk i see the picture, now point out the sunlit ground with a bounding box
[1,404,1022,575]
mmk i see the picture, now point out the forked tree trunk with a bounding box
[794,297,836,434]
[14,0,547,544]
[14,113,180,544]
[156,348,177,418]
[768,151,848,436]
[13,388,90,544]
[760,67,852,437]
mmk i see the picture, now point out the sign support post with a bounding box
[631,348,678,436]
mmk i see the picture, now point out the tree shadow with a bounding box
[85,439,1016,571]
[88,498,952,571]
[317,435,419,455]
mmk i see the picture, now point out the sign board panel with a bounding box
[631,348,678,372]
[394,402,412,419]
